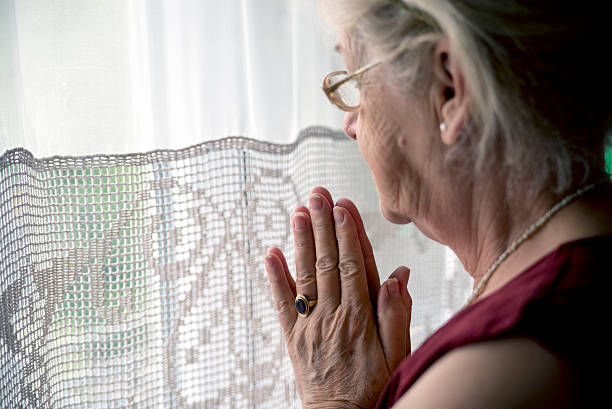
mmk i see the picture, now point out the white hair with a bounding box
[320,0,611,196]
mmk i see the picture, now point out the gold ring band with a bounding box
[295,294,317,317]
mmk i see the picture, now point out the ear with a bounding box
[432,39,468,146]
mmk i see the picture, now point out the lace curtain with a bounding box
[0,127,471,407]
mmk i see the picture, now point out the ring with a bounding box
[295,294,317,317]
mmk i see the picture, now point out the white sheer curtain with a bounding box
[1,0,344,155]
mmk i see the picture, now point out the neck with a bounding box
[449,178,612,303]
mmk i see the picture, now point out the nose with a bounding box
[343,110,358,140]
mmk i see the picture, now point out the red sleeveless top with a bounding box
[375,234,611,408]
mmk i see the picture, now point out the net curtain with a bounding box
[0,0,472,407]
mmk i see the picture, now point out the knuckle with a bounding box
[343,298,370,320]
[274,299,294,314]
[294,239,310,251]
[316,294,337,309]
[295,273,316,288]
[315,255,338,273]
[337,258,362,277]
[336,305,370,339]
[347,312,366,334]
[312,217,331,232]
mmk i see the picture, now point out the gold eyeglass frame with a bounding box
[321,43,410,112]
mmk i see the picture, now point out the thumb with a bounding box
[377,275,408,373]
[388,266,412,355]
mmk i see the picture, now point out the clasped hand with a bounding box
[264,187,412,409]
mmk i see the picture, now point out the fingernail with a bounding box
[309,195,322,213]
[333,207,344,225]
[389,279,400,299]
[293,213,307,231]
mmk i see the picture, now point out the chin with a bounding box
[381,205,412,225]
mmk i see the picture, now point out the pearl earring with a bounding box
[439,122,447,132]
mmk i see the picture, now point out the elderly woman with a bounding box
[264,0,611,408]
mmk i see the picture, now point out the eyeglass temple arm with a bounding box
[323,43,410,93]
[323,61,383,93]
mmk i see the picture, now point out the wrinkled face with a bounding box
[338,32,438,226]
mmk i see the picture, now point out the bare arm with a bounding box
[393,337,577,409]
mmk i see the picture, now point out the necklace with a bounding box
[465,178,607,307]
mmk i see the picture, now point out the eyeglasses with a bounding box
[321,42,410,111]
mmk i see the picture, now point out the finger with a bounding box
[265,251,297,336]
[310,186,334,208]
[291,204,312,296]
[333,206,369,305]
[309,193,341,305]
[292,211,317,303]
[388,266,412,355]
[267,247,296,297]
[377,278,408,372]
[335,197,381,310]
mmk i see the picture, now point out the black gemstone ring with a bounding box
[295,294,317,317]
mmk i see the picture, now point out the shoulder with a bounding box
[392,337,578,409]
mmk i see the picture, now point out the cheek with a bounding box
[359,133,412,225]
[355,93,424,223]
[356,105,403,181]
[357,114,407,214]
